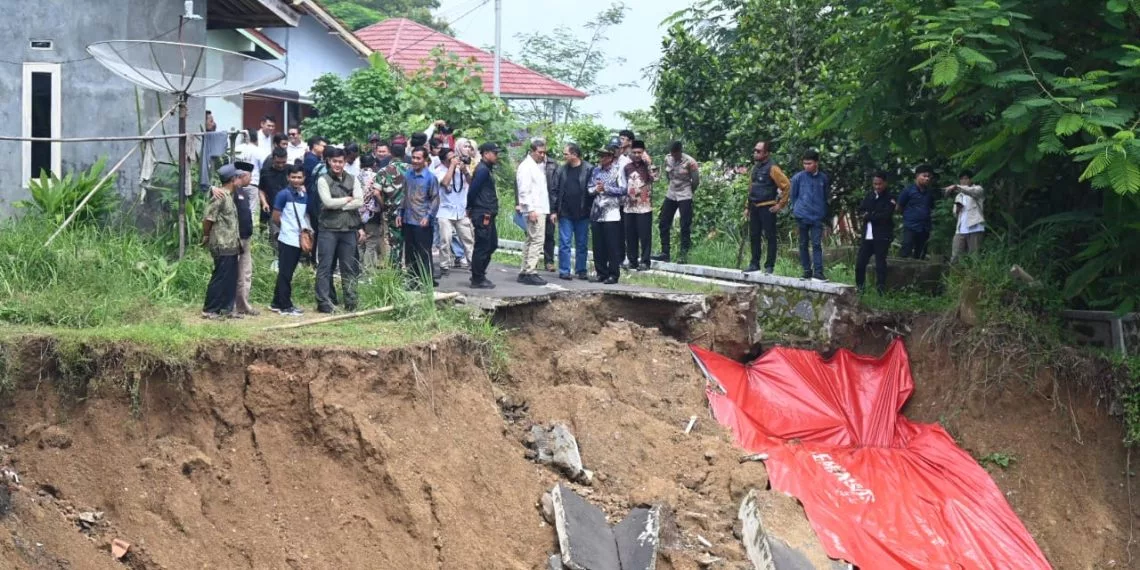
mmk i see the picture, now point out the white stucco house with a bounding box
[205,0,371,133]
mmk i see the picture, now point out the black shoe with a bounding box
[763,267,775,275]
[317,305,336,314]
[603,276,619,285]
[651,254,670,262]
[811,274,828,283]
[802,271,812,280]
[560,273,573,281]
[576,272,588,280]
[628,264,640,272]
[744,264,761,273]
[440,267,450,277]
[470,279,496,289]
[520,274,547,286]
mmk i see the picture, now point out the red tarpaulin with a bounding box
[691,339,1050,569]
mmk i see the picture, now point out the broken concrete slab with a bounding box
[552,483,621,570]
[550,424,585,480]
[739,489,849,570]
[548,553,567,570]
[615,506,661,570]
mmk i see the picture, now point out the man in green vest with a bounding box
[315,147,364,313]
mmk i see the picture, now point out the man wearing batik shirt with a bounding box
[622,140,655,270]
[590,145,628,284]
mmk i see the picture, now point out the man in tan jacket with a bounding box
[944,170,985,262]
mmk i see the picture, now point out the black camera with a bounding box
[461,155,472,164]
[439,124,454,135]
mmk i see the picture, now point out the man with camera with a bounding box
[433,148,475,275]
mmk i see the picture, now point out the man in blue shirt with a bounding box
[789,150,830,282]
[398,146,441,289]
[896,164,936,259]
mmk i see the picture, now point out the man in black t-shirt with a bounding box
[259,148,290,253]
[551,143,594,279]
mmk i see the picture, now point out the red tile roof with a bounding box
[355,18,587,100]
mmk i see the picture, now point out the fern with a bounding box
[932,53,961,86]
[1054,113,1084,136]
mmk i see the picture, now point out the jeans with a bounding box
[544,218,556,266]
[315,229,359,310]
[592,221,624,280]
[855,239,890,293]
[797,220,824,277]
[624,212,652,267]
[749,204,778,270]
[558,217,590,276]
[203,254,238,314]
[471,212,498,283]
[900,228,930,259]
[659,198,693,259]
[272,243,302,310]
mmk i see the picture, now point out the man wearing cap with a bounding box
[201,163,247,319]
[897,164,937,259]
[590,145,628,284]
[516,138,551,286]
[467,142,502,289]
[315,147,364,313]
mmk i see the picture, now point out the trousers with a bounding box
[749,204,778,270]
[272,243,302,310]
[521,213,546,275]
[855,238,890,293]
[315,229,359,310]
[471,213,498,283]
[659,198,693,259]
[624,211,652,267]
[592,221,623,280]
[203,254,238,314]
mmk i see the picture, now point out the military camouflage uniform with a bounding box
[373,160,408,268]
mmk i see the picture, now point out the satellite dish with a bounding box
[87,40,285,257]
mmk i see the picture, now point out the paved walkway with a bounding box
[436,263,710,310]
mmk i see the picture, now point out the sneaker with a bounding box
[811,274,828,283]
[651,254,670,262]
[560,273,573,281]
[280,307,304,317]
[763,268,774,275]
[743,264,761,273]
[201,311,223,320]
[520,274,547,286]
[268,305,284,314]
[470,279,496,290]
[802,272,812,280]
[602,276,619,285]
[576,272,588,280]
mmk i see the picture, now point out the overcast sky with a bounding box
[436,0,690,127]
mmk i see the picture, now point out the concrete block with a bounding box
[550,424,586,480]
[552,483,621,570]
[615,506,661,570]
[739,489,849,570]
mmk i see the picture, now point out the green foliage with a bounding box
[977,452,1017,469]
[302,54,402,143]
[324,0,451,33]
[17,158,118,226]
[397,48,517,145]
[540,118,610,163]
[304,50,516,148]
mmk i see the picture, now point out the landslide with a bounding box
[0,293,813,570]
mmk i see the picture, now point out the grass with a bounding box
[0,217,505,362]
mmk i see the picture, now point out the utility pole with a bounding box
[493,0,502,97]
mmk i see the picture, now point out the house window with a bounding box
[22,62,61,184]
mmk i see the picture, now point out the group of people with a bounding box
[198,113,988,318]
[745,142,987,293]
[200,116,494,318]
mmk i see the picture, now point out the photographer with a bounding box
[434,148,475,274]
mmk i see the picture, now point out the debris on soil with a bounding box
[739,488,848,569]
[527,423,593,485]
[111,538,130,560]
[38,425,73,450]
[550,483,661,570]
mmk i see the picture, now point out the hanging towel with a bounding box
[199,131,229,191]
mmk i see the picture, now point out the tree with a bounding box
[397,48,518,144]
[509,2,630,123]
[325,0,452,33]
[303,54,402,144]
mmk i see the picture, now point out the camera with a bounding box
[461,155,472,165]
[439,124,454,135]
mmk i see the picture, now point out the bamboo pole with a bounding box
[44,103,179,247]
[262,292,462,331]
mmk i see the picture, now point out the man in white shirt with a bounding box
[285,127,306,164]
[944,170,986,262]
[516,138,551,286]
[434,148,475,274]
[235,129,268,221]
[256,115,276,155]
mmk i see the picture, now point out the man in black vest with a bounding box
[315,147,364,313]
[745,141,792,274]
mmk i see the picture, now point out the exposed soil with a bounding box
[0,295,1132,569]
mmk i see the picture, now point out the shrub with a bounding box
[18,157,118,225]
